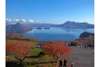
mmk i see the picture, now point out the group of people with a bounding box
[58,60,73,67]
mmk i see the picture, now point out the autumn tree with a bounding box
[41,41,72,59]
[6,40,33,66]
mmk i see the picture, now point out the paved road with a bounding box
[69,47,94,67]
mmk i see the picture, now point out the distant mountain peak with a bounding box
[61,21,94,29]
[64,21,89,24]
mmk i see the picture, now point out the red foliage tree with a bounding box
[41,41,72,59]
[6,40,33,63]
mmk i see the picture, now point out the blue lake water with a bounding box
[23,27,94,41]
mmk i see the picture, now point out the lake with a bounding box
[23,27,94,41]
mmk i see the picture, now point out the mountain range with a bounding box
[6,21,94,33]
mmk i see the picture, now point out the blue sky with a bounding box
[6,0,94,24]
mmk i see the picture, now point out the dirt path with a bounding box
[70,47,94,67]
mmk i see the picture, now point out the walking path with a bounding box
[70,47,94,67]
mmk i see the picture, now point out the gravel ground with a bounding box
[69,47,94,67]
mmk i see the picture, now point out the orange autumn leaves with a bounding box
[7,39,72,60]
[41,41,72,58]
[6,40,33,59]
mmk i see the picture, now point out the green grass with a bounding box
[31,48,43,56]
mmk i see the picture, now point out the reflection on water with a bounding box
[23,27,94,41]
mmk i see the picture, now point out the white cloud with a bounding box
[6,18,12,22]
[28,19,34,23]
[21,19,27,22]
[6,18,39,23]
[14,19,20,22]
